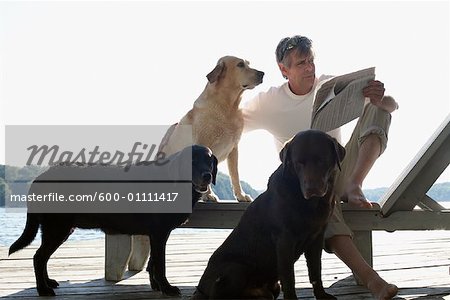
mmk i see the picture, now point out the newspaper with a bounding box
[310,67,375,132]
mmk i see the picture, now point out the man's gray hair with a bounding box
[275,35,313,66]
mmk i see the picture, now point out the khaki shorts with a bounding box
[324,103,392,244]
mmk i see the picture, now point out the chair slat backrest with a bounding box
[380,115,450,216]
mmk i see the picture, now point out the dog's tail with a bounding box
[9,213,39,256]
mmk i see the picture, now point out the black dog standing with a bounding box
[193,130,345,299]
[9,145,218,297]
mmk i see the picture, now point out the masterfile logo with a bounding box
[4,125,193,213]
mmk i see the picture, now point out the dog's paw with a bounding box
[313,288,336,300]
[161,284,181,297]
[282,292,298,299]
[202,193,219,203]
[315,293,336,300]
[37,286,56,296]
[46,278,59,288]
[149,276,160,291]
[235,192,252,202]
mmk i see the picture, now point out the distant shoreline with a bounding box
[1,202,450,246]
[2,163,449,206]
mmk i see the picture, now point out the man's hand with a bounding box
[363,80,399,113]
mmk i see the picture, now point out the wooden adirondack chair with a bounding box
[104,115,450,284]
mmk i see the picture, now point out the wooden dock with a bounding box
[1,229,449,299]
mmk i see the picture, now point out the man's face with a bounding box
[279,50,316,95]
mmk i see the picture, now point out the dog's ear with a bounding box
[211,154,218,185]
[206,61,225,84]
[279,140,291,176]
[331,137,346,171]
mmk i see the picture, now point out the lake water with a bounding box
[0,208,230,247]
[1,203,449,247]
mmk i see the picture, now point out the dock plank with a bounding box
[1,230,449,299]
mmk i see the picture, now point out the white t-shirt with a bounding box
[242,75,341,152]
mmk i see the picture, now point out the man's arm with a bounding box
[242,92,265,133]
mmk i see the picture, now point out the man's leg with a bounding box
[324,203,399,299]
[327,235,398,300]
[343,134,380,208]
[343,96,397,207]
[335,103,392,207]
[325,103,398,299]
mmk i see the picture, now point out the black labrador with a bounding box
[192,130,345,299]
[9,145,218,297]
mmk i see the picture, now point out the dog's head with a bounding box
[162,145,217,194]
[279,130,345,200]
[191,145,218,194]
[206,56,264,90]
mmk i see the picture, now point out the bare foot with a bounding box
[343,182,373,209]
[367,278,398,300]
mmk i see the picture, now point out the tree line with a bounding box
[0,164,260,206]
[1,164,449,206]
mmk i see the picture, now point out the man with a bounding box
[243,35,399,299]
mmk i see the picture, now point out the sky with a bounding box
[0,1,449,191]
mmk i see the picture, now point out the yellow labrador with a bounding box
[119,56,264,274]
[160,56,264,202]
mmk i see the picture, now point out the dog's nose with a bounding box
[257,71,265,81]
[302,180,328,199]
[303,188,327,200]
[202,172,212,183]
